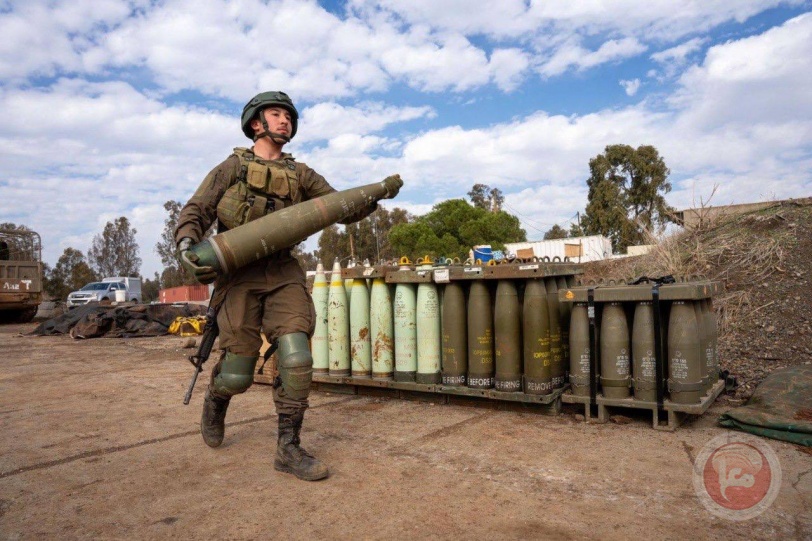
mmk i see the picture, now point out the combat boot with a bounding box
[200,387,230,448]
[274,411,329,481]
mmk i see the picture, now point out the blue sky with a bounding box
[0,0,810,277]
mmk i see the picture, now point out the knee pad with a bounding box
[277,333,313,401]
[212,351,258,397]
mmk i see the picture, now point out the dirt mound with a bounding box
[579,198,812,400]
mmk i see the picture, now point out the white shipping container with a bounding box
[505,235,612,263]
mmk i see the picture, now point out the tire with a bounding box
[100,298,111,306]
[14,306,38,323]
[0,307,37,324]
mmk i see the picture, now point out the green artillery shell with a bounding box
[311,262,329,374]
[667,300,703,404]
[327,259,350,376]
[703,298,719,388]
[394,281,417,381]
[545,278,564,389]
[441,282,467,386]
[416,280,442,384]
[467,280,494,389]
[631,301,657,402]
[693,301,710,393]
[599,302,631,399]
[494,280,522,392]
[568,302,591,397]
[350,278,371,377]
[370,278,394,380]
[556,276,571,380]
[189,176,403,275]
[523,279,552,395]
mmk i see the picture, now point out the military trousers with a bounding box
[214,252,316,414]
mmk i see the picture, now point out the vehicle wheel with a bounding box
[14,306,38,323]
[100,298,111,306]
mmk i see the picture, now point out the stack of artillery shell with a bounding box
[314,260,581,400]
[559,282,721,405]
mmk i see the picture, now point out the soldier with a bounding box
[175,91,375,481]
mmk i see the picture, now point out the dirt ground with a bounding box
[0,323,809,540]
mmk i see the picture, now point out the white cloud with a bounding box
[298,101,435,143]
[649,37,707,79]
[537,37,647,77]
[350,0,797,42]
[620,78,641,96]
[1,2,810,276]
[670,13,812,128]
[651,37,707,64]
[489,48,531,92]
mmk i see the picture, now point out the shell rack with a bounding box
[312,376,565,415]
[558,281,724,431]
[308,261,581,415]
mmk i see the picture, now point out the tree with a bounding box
[467,184,504,212]
[292,244,319,272]
[389,199,526,260]
[141,272,161,303]
[45,247,98,301]
[312,207,413,267]
[343,206,412,264]
[88,217,142,277]
[579,144,674,252]
[314,224,349,267]
[155,200,196,288]
[544,224,570,240]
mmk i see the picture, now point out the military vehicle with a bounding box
[0,229,43,323]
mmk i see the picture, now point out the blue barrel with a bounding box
[472,245,493,264]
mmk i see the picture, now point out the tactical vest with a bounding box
[216,148,300,230]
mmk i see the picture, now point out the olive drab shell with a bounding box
[216,148,300,230]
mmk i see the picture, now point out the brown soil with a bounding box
[0,323,810,539]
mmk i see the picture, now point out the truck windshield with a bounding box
[80,283,108,291]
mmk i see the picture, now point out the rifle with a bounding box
[183,304,219,405]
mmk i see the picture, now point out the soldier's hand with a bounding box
[381,173,403,199]
[178,238,217,285]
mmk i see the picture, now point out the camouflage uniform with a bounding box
[175,150,338,414]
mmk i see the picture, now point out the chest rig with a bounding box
[216,147,300,230]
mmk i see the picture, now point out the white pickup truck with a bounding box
[66,277,142,308]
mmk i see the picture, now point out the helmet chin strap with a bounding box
[253,113,291,144]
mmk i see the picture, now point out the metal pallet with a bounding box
[562,378,725,431]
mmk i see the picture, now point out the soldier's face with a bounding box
[252,107,292,138]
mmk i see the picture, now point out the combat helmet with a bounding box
[241,91,299,142]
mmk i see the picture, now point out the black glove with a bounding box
[178,238,217,285]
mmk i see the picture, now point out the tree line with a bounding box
[20,143,673,302]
